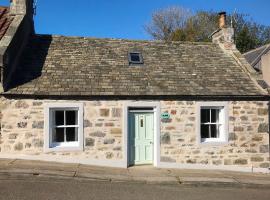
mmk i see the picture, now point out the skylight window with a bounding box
[128,52,144,65]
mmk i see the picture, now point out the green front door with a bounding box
[128,112,154,165]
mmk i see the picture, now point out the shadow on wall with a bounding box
[5,34,52,91]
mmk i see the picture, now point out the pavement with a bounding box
[0,158,270,188]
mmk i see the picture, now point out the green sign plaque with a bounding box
[161,112,170,119]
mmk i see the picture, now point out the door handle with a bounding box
[150,141,153,144]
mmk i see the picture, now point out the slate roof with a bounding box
[0,6,13,41]
[243,44,270,71]
[5,34,266,96]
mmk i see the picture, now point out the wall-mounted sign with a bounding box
[161,112,170,119]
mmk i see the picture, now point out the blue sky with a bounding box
[2,0,270,39]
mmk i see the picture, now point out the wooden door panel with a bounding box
[129,112,154,165]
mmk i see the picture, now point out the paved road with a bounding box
[0,177,269,200]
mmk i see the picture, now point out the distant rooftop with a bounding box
[243,44,270,71]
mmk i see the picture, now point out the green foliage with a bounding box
[145,7,270,53]
[236,26,257,53]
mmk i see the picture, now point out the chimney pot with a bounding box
[218,11,226,29]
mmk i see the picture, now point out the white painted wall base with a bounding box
[0,154,126,168]
[157,162,270,174]
[0,154,269,174]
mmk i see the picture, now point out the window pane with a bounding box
[201,109,210,123]
[211,109,220,123]
[66,127,78,142]
[210,124,220,138]
[66,110,77,125]
[201,124,209,138]
[55,111,64,126]
[130,53,140,62]
[53,128,64,142]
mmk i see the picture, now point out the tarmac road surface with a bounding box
[0,177,269,200]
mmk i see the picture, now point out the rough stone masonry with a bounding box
[0,98,269,169]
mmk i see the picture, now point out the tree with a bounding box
[144,6,192,41]
[236,25,257,53]
[145,7,270,53]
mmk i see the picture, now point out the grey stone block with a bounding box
[161,133,170,144]
[32,121,44,129]
[260,145,269,153]
[85,138,95,146]
[14,143,23,151]
[258,123,268,133]
[160,156,176,163]
[104,138,115,145]
[90,131,106,137]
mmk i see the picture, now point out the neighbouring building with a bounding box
[244,44,270,88]
[0,1,269,172]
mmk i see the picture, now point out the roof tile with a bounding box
[5,35,266,96]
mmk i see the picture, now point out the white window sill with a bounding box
[199,140,228,146]
[51,142,79,148]
[44,145,83,152]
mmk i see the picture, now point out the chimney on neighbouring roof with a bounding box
[9,0,34,18]
[211,11,235,50]
[8,0,34,34]
[0,0,35,92]
[218,12,226,29]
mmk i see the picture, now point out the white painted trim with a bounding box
[0,154,268,173]
[123,101,161,168]
[128,110,155,113]
[44,103,84,152]
[0,154,126,168]
[123,105,128,168]
[196,102,229,145]
[158,162,270,174]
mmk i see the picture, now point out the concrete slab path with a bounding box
[0,159,269,187]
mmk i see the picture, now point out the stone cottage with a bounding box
[0,0,269,172]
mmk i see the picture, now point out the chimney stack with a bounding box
[10,0,34,17]
[218,12,226,29]
[0,0,34,92]
[211,11,235,50]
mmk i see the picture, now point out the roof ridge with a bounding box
[35,34,215,45]
[250,44,270,67]
[243,43,270,55]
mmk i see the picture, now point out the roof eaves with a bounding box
[1,93,270,101]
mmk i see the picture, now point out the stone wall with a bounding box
[0,98,123,160]
[160,101,269,169]
[0,98,269,169]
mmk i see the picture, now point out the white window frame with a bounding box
[44,103,84,152]
[197,102,228,145]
